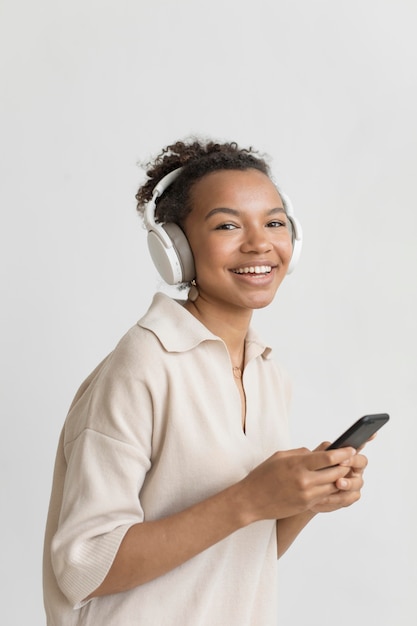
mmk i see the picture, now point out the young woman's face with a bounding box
[183,168,293,314]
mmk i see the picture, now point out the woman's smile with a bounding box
[231,264,273,275]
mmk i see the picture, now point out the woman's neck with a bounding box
[183,298,251,369]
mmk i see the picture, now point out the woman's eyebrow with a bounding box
[205,207,285,220]
[205,207,239,220]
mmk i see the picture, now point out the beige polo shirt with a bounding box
[43,292,291,626]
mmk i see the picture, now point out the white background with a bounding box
[1,1,416,624]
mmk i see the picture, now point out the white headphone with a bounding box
[144,167,303,285]
[279,192,303,274]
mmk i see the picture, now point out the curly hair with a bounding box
[135,138,271,224]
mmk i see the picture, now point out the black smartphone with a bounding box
[326,413,389,450]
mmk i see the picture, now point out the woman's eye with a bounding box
[215,223,238,230]
[267,220,286,228]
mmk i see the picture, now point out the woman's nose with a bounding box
[240,228,272,254]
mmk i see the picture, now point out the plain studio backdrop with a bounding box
[1,1,416,624]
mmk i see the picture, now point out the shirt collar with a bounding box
[137,292,272,360]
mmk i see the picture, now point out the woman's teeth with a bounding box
[232,266,272,274]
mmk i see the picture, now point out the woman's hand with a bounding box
[240,446,357,523]
[309,442,368,513]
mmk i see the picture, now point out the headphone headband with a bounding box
[152,167,184,199]
[144,167,184,230]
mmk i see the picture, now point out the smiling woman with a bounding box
[43,137,370,626]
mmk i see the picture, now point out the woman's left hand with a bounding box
[309,442,369,514]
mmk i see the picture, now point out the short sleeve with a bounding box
[50,340,154,607]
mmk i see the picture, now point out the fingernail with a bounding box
[339,479,349,488]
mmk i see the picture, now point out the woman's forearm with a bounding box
[277,511,317,558]
[88,480,253,599]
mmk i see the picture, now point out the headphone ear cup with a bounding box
[286,215,302,274]
[163,223,195,283]
[147,222,195,285]
[279,192,302,275]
